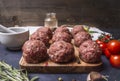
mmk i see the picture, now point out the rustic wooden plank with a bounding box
[0,0,119,29]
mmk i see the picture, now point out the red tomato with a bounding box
[110,55,120,68]
[105,34,111,39]
[99,43,107,52]
[96,40,103,44]
[107,40,120,54]
[104,48,111,58]
[96,40,107,52]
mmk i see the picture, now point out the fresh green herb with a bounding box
[83,25,98,34]
[88,31,98,33]
[0,61,38,81]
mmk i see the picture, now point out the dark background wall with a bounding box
[0,0,120,37]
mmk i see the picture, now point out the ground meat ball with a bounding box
[52,32,72,43]
[37,27,52,39]
[22,40,48,63]
[74,31,92,47]
[30,32,50,46]
[30,32,39,40]
[30,27,53,46]
[48,41,75,63]
[71,25,86,36]
[79,40,102,63]
[54,26,71,34]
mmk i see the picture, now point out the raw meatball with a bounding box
[48,41,75,63]
[30,32,50,46]
[74,31,92,47]
[79,40,102,63]
[30,32,39,40]
[54,26,71,34]
[37,27,52,39]
[22,40,48,63]
[30,27,52,46]
[52,32,72,43]
[71,25,86,36]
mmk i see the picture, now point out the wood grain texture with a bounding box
[0,0,120,29]
[0,0,120,39]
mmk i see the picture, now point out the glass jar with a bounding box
[44,13,58,29]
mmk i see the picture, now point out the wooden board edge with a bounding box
[19,57,103,73]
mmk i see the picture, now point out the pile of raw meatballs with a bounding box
[22,25,102,64]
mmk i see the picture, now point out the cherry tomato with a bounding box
[96,40,107,52]
[99,43,107,52]
[105,34,111,39]
[104,48,111,59]
[103,34,111,42]
[96,39,103,44]
[110,55,120,68]
[107,40,120,54]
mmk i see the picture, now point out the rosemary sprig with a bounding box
[0,61,38,81]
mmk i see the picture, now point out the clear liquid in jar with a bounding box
[44,13,58,29]
[45,20,58,28]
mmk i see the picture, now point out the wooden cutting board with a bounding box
[19,46,103,73]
